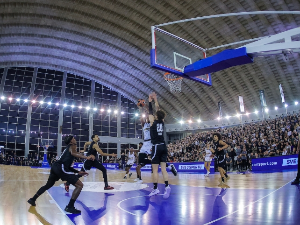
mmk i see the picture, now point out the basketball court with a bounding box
[0,165,299,225]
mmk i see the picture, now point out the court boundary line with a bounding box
[203,179,294,225]
[117,194,164,216]
[46,190,75,225]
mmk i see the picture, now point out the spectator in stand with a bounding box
[237,155,242,172]
[241,149,248,170]
[225,154,232,172]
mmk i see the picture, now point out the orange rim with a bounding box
[164,72,183,81]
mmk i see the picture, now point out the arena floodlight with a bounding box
[295,101,298,105]
[275,106,278,110]
[108,109,112,113]
[32,100,36,103]
[8,97,12,101]
[55,103,59,106]
[86,106,90,110]
[236,113,240,117]
[114,110,118,114]
[71,105,74,108]
[179,120,184,124]
[197,119,201,123]
[40,101,44,104]
[142,114,145,117]
[135,113,139,117]
[188,120,192,123]
[93,107,97,111]
[245,112,250,116]
[265,108,269,113]
[254,110,258,114]
[285,104,288,108]
[24,99,28,103]
[16,98,20,102]
[100,108,104,112]
[47,101,51,105]
[217,117,220,120]
[226,116,230,119]
[121,111,125,115]
[0,96,4,100]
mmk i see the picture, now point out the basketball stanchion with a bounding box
[164,72,183,93]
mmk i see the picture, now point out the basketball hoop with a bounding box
[164,72,183,93]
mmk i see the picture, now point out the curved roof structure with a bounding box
[1,0,300,122]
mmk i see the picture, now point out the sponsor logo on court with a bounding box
[282,158,298,166]
[179,165,204,170]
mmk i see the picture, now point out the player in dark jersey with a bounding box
[148,92,171,199]
[27,135,92,214]
[213,133,230,188]
[64,134,116,191]
[291,132,300,185]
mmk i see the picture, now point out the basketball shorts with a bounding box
[205,157,212,162]
[126,160,134,167]
[151,143,168,164]
[51,162,79,185]
[138,153,152,167]
[140,141,152,155]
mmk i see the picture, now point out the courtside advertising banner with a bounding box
[252,155,298,171]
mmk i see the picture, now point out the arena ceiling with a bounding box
[1,0,300,123]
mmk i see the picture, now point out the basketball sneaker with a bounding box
[163,186,171,199]
[104,186,114,190]
[129,173,132,178]
[27,198,36,206]
[123,176,127,179]
[134,178,139,181]
[64,183,69,192]
[291,179,300,185]
[65,206,81,214]
[149,188,160,197]
[170,164,177,176]
[136,180,143,184]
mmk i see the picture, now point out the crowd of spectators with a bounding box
[1,114,299,171]
[0,151,45,166]
[167,114,300,170]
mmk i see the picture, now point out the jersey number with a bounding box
[157,123,163,135]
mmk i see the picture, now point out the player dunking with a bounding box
[124,147,136,179]
[212,133,230,188]
[148,92,171,199]
[64,134,115,191]
[204,142,215,177]
[27,135,92,214]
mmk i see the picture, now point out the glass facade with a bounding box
[0,67,141,157]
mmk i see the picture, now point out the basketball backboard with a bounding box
[150,26,212,86]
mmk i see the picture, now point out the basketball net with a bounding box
[164,72,183,93]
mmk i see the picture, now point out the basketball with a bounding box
[137,99,145,107]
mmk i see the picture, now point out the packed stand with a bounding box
[167,114,300,171]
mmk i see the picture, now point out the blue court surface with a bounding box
[47,180,300,225]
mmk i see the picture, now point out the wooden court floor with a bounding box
[0,165,298,225]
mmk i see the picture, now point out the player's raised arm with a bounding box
[218,140,228,151]
[83,142,91,152]
[70,145,92,160]
[148,93,155,126]
[93,144,116,157]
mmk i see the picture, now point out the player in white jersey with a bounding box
[204,142,215,176]
[135,96,177,184]
[124,147,136,179]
